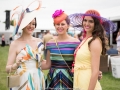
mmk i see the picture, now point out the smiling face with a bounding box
[82,16,94,33]
[54,20,69,35]
[23,18,36,34]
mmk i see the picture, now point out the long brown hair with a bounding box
[83,17,106,55]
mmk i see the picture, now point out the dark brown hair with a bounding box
[34,18,37,28]
[65,16,70,25]
[83,17,106,55]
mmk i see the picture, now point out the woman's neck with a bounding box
[57,33,70,41]
[20,33,33,41]
[85,32,92,38]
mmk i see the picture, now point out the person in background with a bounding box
[107,45,118,55]
[42,30,53,58]
[67,31,74,37]
[105,36,110,50]
[9,33,13,45]
[116,29,120,53]
[77,31,84,42]
[69,9,116,90]
[1,34,5,47]
[6,0,45,89]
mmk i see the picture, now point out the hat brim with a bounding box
[68,13,117,33]
[13,0,41,35]
[18,10,39,31]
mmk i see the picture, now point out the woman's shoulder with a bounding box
[9,40,19,49]
[70,37,80,42]
[90,37,102,46]
[33,37,43,43]
[47,37,80,43]
[47,38,55,43]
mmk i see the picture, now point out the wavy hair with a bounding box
[83,17,106,55]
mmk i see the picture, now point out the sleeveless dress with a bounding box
[46,41,80,90]
[11,42,45,90]
[74,37,102,90]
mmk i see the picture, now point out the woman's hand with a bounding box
[16,57,22,67]
[98,71,102,80]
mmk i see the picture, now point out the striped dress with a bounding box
[11,42,45,90]
[46,41,80,90]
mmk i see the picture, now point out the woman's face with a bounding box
[23,19,36,34]
[83,16,94,33]
[105,36,109,45]
[54,20,69,35]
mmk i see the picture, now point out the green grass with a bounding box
[0,46,120,90]
[100,72,120,90]
[0,46,9,90]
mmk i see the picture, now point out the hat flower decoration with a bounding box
[52,9,64,18]
[52,9,68,24]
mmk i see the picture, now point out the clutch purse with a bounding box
[7,65,20,88]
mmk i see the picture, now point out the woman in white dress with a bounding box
[6,0,45,90]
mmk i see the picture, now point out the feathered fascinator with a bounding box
[52,9,67,24]
[11,0,41,36]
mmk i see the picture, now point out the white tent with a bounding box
[0,22,14,32]
[99,6,120,21]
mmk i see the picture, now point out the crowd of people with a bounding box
[5,0,118,90]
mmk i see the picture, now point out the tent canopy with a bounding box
[0,22,15,32]
[99,6,120,21]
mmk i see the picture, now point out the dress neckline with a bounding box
[17,42,41,55]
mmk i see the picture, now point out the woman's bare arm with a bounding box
[88,38,102,90]
[6,41,18,73]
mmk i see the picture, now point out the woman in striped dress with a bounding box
[43,9,80,90]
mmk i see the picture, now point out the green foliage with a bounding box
[0,46,9,90]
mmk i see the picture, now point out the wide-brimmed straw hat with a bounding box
[68,9,117,33]
[11,0,41,36]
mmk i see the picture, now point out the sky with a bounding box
[0,0,120,29]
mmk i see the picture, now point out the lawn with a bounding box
[0,46,120,90]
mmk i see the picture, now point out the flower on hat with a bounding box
[52,9,64,18]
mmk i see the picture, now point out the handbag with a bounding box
[7,65,20,88]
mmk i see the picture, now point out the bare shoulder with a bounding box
[92,38,101,45]
[9,40,19,50]
[47,38,55,43]
[70,37,80,42]
[10,40,18,46]
[90,38,102,48]
[34,37,43,42]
